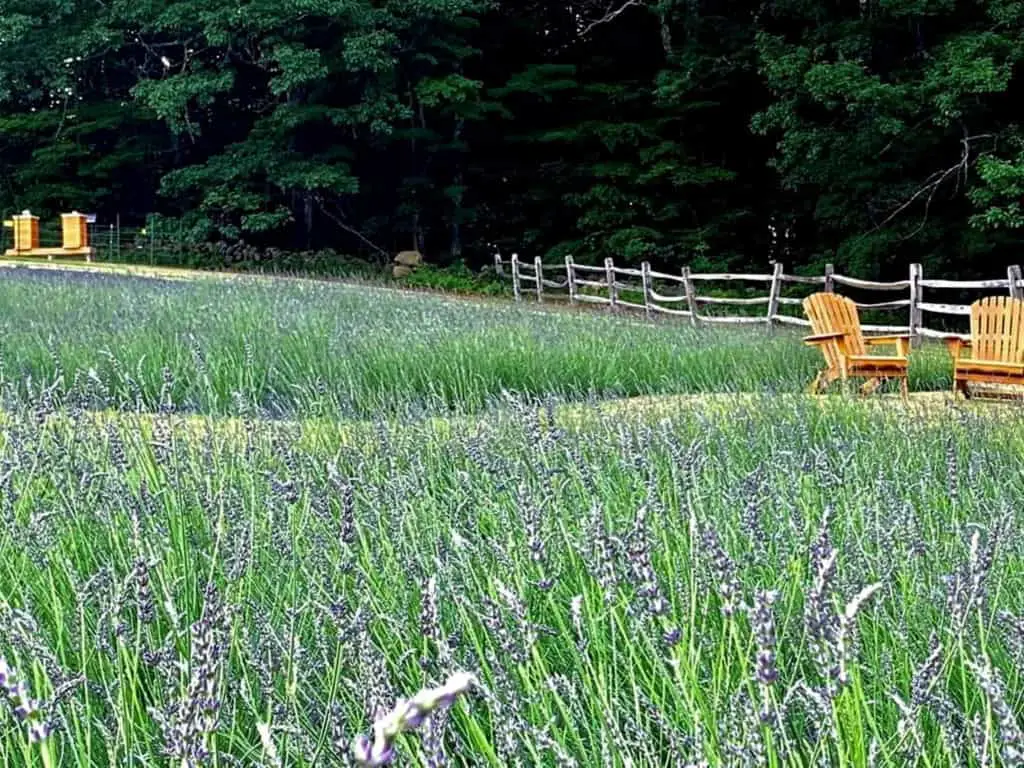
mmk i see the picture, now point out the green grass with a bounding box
[0,265,1011,767]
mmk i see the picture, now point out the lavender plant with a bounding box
[0,265,952,417]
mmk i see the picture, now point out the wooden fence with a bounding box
[493,254,1024,341]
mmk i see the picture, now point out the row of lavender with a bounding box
[0,264,842,416]
[497,254,1024,340]
[0,388,1021,766]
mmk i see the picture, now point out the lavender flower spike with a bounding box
[352,672,476,766]
[0,656,53,745]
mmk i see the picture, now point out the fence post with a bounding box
[494,253,504,277]
[681,266,698,326]
[824,263,834,293]
[1009,265,1023,299]
[909,262,923,345]
[604,257,619,312]
[766,262,784,328]
[511,253,521,303]
[565,255,577,305]
[534,256,544,303]
[641,261,653,318]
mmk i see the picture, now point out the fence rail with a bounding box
[494,253,1024,342]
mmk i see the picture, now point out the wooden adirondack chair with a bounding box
[802,292,910,397]
[946,296,1024,399]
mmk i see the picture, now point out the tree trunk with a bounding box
[450,117,465,261]
[304,191,313,249]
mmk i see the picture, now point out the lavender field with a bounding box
[0,266,1017,767]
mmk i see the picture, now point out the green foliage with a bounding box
[970,135,1024,230]
[131,70,235,134]
[752,0,1024,275]
[0,0,1020,276]
[397,260,507,295]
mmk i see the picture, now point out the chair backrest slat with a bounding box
[803,294,835,371]
[803,293,866,357]
[970,296,1024,363]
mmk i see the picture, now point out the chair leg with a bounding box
[899,377,908,401]
[860,377,882,396]
[807,370,824,395]
[809,369,837,395]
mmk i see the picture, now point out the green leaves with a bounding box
[415,74,482,107]
[240,208,293,232]
[803,61,903,113]
[267,45,327,96]
[753,0,1024,273]
[270,161,358,194]
[928,32,1017,125]
[132,71,234,134]
[969,134,1024,230]
[342,30,400,73]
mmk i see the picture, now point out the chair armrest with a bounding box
[804,332,845,345]
[864,335,911,344]
[944,336,970,361]
[864,334,910,357]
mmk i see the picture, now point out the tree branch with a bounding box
[576,0,646,37]
[314,195,392,261]
[866,131,995,238]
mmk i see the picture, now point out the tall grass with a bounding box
[0,266,950,416]
[0,394,1020,765]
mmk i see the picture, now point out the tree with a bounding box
[753,0,1024,276]
[0,0,1019,278]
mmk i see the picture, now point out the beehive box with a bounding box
[12,211,39,252]
[61,212,88,250]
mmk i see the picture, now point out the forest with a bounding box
[0,0,1021,279]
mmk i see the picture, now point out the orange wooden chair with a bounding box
[946,296,1024,399]
[802,292,910,397]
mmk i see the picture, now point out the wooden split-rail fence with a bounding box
[493,254,1024,342]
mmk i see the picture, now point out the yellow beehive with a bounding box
[61,211,88,250]
[12,211,39,252]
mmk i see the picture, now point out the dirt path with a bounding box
[0,256,293,283]
[37,389,1007,454]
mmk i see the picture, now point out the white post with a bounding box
[681,266,698,325]
[565,255,577,304]
[534,256,544,303]
[766,262,784,328]
[909,263,923,344]
[511,253,521,303]
[494,252,504,276]
[824,263,834,293]
[604,257,618,312]
[1009,265,1023,299]
[641,261,652,318]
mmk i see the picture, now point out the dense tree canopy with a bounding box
[0,0,1020,276]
